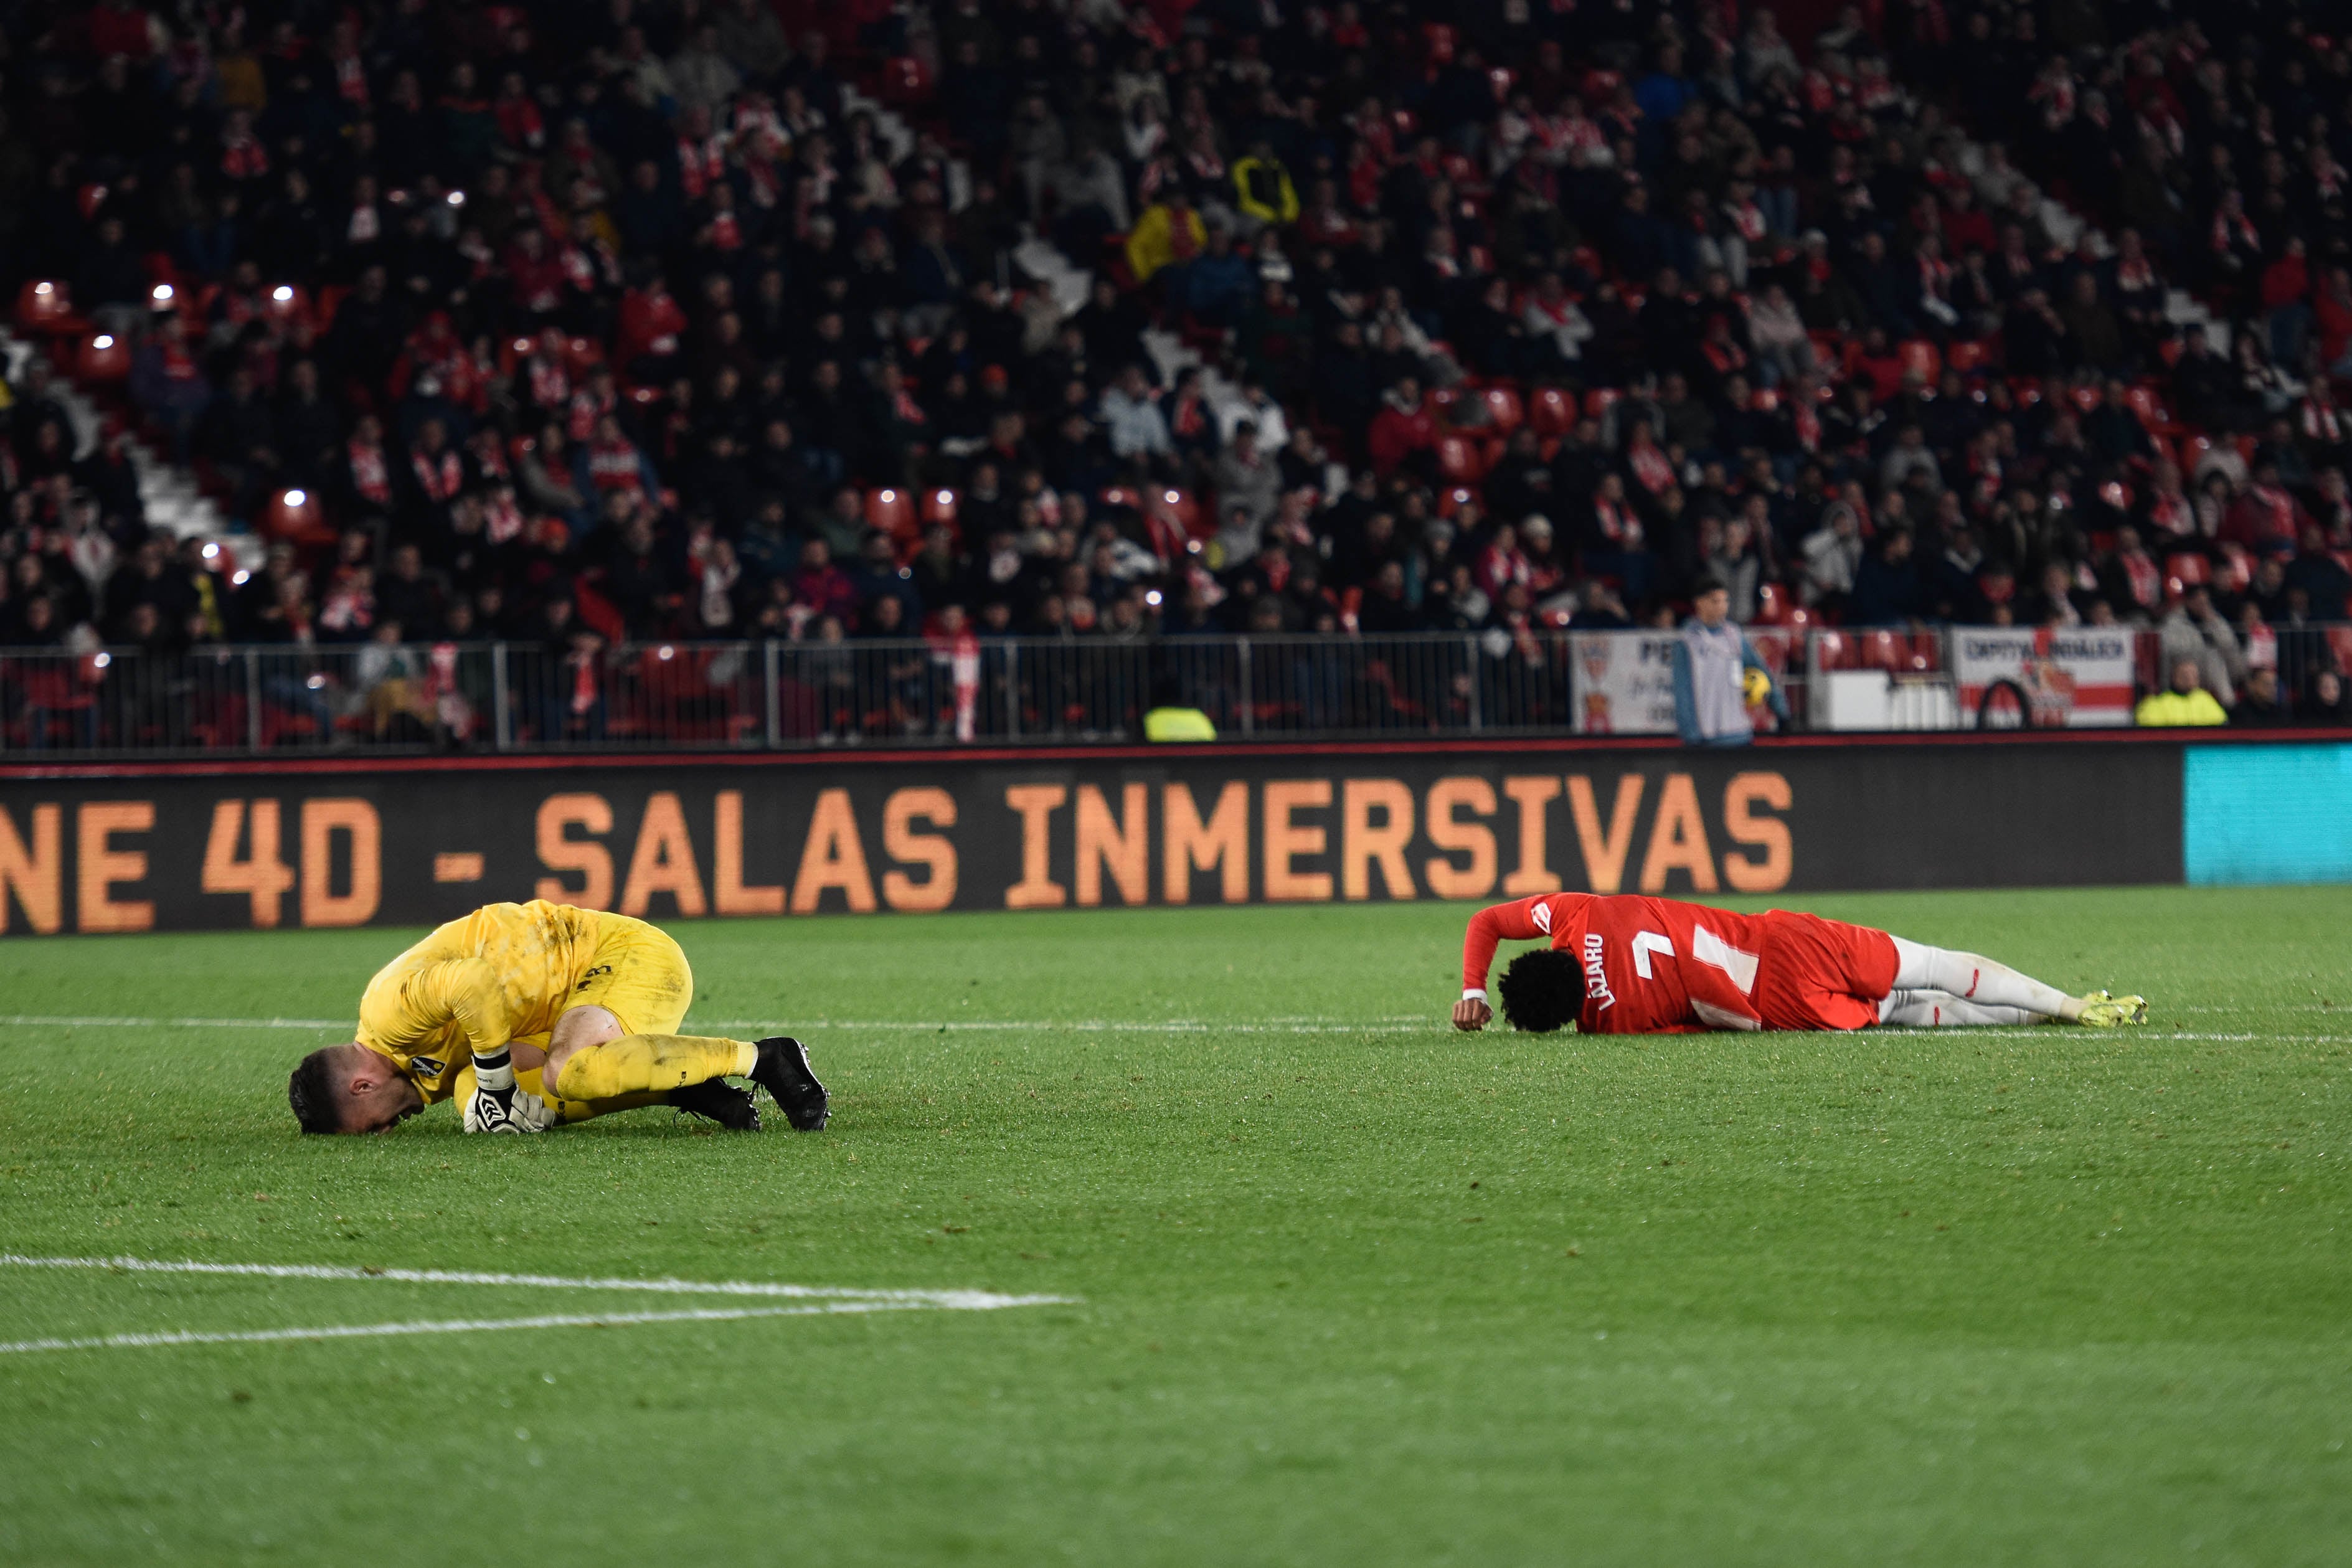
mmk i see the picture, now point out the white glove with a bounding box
[462,1047,556,1134]
[464,1082,557,1133]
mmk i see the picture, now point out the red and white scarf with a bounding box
[568,385,616,442]
[2147,488,2195,538]
[2303,397,2344,445]
[348,438,391,504]
[1628,441,1674,496]
[586,435,643,492]
[1592,493,1641,547]
[678,135,726,200]
[411,448,463,503]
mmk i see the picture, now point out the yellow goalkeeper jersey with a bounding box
[356,900,608,1103]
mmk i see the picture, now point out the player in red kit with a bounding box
[1451,893,2147,1035]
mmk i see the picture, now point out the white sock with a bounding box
[1889,937,2079,1020]
[1877,988,2044,1027]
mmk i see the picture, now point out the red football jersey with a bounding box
[1462,894,1899,1034]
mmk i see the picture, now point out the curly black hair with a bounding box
[286,1049,343,1135]
[1497,949,1584,1034]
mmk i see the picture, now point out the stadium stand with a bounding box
[4,0,2352,749]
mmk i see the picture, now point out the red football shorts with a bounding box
[1753,912,1901,1031]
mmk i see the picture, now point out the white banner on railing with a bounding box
[1570,631,1682,734]
[1949,628,2136,727]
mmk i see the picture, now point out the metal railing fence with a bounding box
[1,625,2343,755]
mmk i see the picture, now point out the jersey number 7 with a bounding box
[1632,927,1760,994]
[1632,931,1674,978]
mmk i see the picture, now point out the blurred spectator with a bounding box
[1672,573,1783,746]
[2229,667,2292,728]
[2137,658,2229,727]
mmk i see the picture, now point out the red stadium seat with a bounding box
[1437,485,1480,517]
[1529,385,1574,436]
[1895,339,1940,385]
[2214,542,2254,594]
[260,485,333,545]
[1583,387,1621,420]
[879,55,933,108]
[75,331,130,383]
[263,283,311,329]
[1477,385,1524,434]
[1944,339,1989,374]
[863,486,917,541]
[16,279,77,334]
[920,486,960,528]
[2165,552,2209,588]
[1156,486,1204,537]
[1436,435,1488,483]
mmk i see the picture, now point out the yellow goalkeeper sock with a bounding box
[554,1034,758,1102]
[555,1090,671,1123]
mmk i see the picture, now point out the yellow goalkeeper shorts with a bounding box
[561,914,695,1038]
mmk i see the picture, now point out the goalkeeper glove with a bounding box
[463,1047,556,1134]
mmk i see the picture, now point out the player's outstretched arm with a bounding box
[1457,898,1549,1030]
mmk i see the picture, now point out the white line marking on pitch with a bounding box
[0,1014,353,1030]
[0,1255,1074,1357]
[0,1013,1430,1036]
[0,1302,978,1356]
[0,1254,1072,1310]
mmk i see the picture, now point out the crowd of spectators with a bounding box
[0,0,2349,741]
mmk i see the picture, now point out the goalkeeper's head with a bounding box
[1496,949,1583,1034]
[288,1044,425,1135]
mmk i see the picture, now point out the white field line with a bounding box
[0,1014,351,1029]
[0,1301,978,1357]
[0,1254,1074,1357]
[696,1018,1430,1035]
[0,1254,1072,1310]
[1872,1028,2352,1043]
[0,1012,1431,1036]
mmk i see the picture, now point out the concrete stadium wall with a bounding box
[0,732,2251,935]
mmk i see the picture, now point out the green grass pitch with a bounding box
[2,887,2349,1566]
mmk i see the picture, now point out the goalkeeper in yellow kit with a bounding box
[285,900,829,1136]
